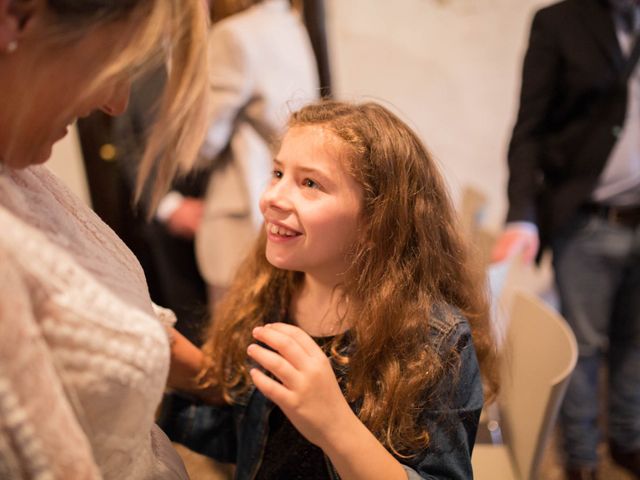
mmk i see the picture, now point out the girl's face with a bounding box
[0,6,133,168]
[259,125,363,283]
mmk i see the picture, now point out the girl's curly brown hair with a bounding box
[200,100,499,455]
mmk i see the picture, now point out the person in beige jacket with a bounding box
[160,0,319,305]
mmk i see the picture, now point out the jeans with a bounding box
[552,211,640,468]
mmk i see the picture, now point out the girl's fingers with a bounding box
[263,322,324,357]
[249,367,294,408]
[252,325,312,369]
[246,343,298,387]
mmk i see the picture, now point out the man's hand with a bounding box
[491,224,540,265]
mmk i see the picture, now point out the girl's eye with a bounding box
[303,178,319,189]
[272,169,283,179]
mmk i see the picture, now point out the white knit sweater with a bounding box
[0,164,188,479]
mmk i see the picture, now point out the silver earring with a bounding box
[6,41,17,54]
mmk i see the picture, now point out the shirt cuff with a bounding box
[156,191,184,223]
[151,303,177,329]
[504,221,538,236]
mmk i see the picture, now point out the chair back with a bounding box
[487,252,524,349]
[459,186,488,238]
[500,291,577,480]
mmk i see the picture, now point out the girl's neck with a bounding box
[291,275,350,337]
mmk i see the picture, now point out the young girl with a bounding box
[163,100,499,479]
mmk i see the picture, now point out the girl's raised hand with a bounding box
[247,322,356,449]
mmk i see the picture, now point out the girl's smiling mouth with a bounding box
[266,221,302,238]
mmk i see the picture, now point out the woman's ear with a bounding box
[0,0,43,53]
[0,0,20,53]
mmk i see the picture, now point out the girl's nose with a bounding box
[261,178,294,212]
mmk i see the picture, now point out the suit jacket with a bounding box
[506,0,632,249]
[195,0,319,287]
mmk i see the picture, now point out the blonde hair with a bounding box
[201,100,499,455]
[36,0,209,209]
[209,0,265,23]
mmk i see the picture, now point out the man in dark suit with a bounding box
[493,1,640,478]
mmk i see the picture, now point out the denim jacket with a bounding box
[159,307,483,480]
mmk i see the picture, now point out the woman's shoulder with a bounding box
[0,165,99,233]
[0,170,53,279]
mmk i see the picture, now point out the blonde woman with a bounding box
[0,0,208,478]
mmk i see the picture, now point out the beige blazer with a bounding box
[195,0,319,287]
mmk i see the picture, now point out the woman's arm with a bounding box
[167,328,225,405]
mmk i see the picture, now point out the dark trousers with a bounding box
[553,211,640,467]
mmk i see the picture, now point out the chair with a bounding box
[472,291,578,480]
[486,251,524,350]
[47,123,92,207]
[459,185,488,239]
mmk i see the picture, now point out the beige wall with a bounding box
[326,0,554,230]
[47,0,556,229]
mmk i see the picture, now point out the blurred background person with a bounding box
[192,0,320,306]
[76,66,211,346]
[0,0,208,478]
[111,67,211,346]
[492,1,640,478]
[77,0,323,344]
[298,0,332,98]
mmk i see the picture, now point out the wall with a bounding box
[46,0,556,229]
[46,124,91,207]
[325,0,554,229]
